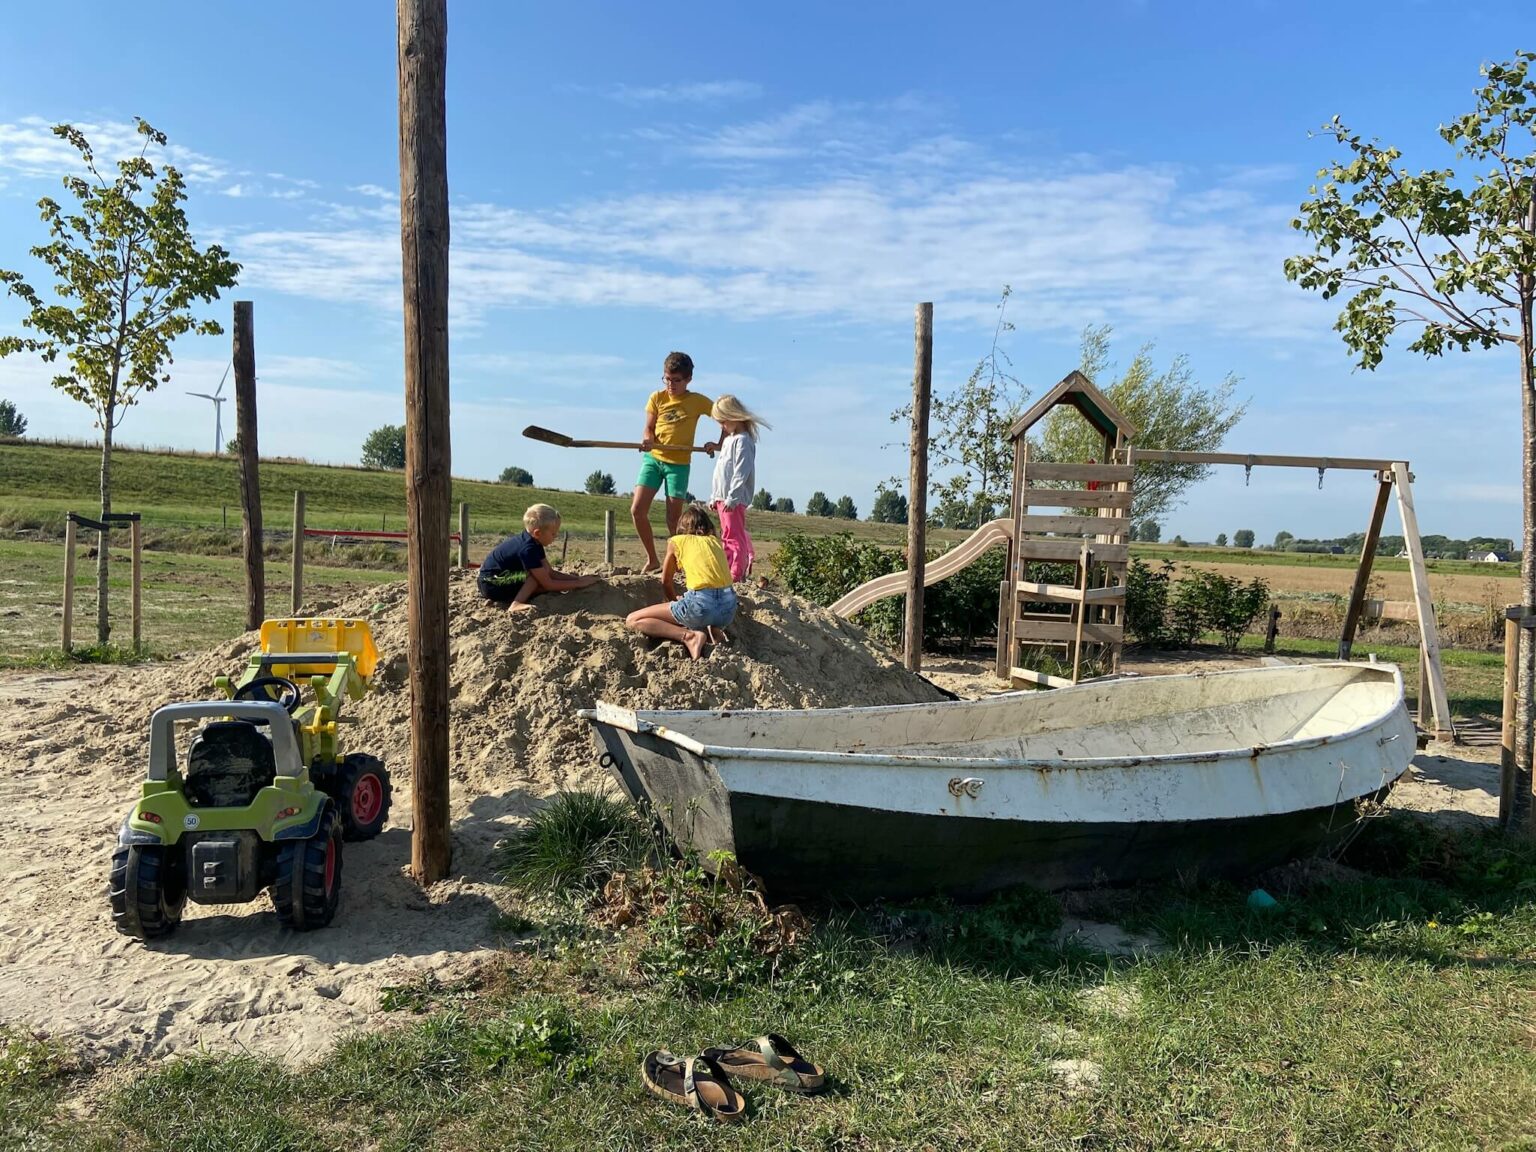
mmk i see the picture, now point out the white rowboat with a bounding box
[580,662,1416,900]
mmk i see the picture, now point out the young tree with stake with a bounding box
[1285,51,1536,820]
[0,119,239,645]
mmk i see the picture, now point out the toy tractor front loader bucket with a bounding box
[259,618,379,693]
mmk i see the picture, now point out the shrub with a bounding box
[773,496,795,513]
[360,424,406,469]
[1130,564,1271,651]
[806,491,834,517]
[500,465,534,486]
[583,470,616,496]
[1125,558,1173,645]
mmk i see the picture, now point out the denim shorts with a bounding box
[670,586,737,630]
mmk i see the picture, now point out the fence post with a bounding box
[604,509,615,565]
[292,491,306,615]
[1263,604,1281,654]
[904,302,933,674]
[458,502,469,567]
[1502,606,1523,827]
[62,514,76,654]
[233,299,264,630]
[131,516,142,653]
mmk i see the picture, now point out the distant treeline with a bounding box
[1274,533,1516,560]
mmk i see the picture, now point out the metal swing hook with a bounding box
[1244,456,1254,487]
[1317,466,1326,490]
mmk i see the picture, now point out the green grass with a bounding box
[492,791,653,895]
[9,816,1536,1150]
[0,538,397,665]
[0,439,927,546]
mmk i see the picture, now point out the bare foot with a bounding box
[707,626,728,646]
[682,629,707,660]
[640,561,662,575]
[506,601,536,613]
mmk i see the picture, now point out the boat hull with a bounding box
[588,724,1394,900]
[582,663,1416,901]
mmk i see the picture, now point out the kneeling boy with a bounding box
[478,503,598,610]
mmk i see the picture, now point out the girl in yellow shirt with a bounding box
[624,505,737,660]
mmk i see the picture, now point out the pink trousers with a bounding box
[713,501,753,582]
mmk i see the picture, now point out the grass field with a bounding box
[5,816,1536,1150]
[0,439,933,547]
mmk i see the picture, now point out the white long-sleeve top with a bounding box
[710,433,756,508]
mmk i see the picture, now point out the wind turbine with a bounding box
[188,362,231,454]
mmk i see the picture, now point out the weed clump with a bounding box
[493,791,651,896]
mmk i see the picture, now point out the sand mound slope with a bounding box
[0,572,941,1062]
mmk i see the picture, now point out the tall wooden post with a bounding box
[291,491,306,615]
[399,0,453,885]
[604,509,616,566]
[130,516,142,653]
[904,303,932,673]
[1502,607,1523,827]
[457,502,469,567]
[233,300,264,629]
[61,515,76,654]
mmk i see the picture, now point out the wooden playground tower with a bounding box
[992,371,1455,741]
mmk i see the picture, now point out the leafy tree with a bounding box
[1138,520,1161,543]
[1234,528,1256,549]
[361,424,407,470]
[891,286,1026,518]
[1171,535,1188,547]
[834,495,858,520]
[773,496,795,513]
[1215,532,1228,547]
[1039,326,1246,525]
[1285,51,1536,795]
[584,470,616,496]
[225,436,240,456]
[1274,530,1294,551]
[0,118,239,644]
[871,488,908,523]
[806,491,834,517]
[751,488,773,511]
[500,465,534,486]
[0,399,27,437]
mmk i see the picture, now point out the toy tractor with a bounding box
[109,619,393,940]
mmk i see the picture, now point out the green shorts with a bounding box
[636,455,691,499]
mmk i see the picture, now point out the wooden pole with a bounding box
[1071,543,1091,683]
[1393,462,1454,740]
[61,515,76,654]
[130,516,142,653]
[1264,604,1281,654]
[603,509,615,566]
[457,502,469,567]
[904,302,932,673]
[399,0,453,885]
[1502,607,1523,827]
[291,491,306,615]
[1338,474,1394,659]
[233,300,264,630]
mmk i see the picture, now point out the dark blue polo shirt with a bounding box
[479,530,546,586]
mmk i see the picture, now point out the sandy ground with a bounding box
[0,573,943,1065]
[0,591,1500,1067]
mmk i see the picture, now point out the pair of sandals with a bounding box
[641,1033,825,1122]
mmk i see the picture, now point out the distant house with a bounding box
[1473,550,1509,563]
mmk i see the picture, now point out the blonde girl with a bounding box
[625,504,737,660]
[708,394,771,582]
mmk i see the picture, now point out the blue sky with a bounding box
[0,1,1529,543]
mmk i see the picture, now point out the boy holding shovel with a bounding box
[633,351,717,573]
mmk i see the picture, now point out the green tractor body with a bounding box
[110,619,392,940]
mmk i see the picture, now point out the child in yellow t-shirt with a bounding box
[632,351,717,573]
[624,504,737,660]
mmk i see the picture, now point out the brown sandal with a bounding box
[704,1034,825,1094]
[640,1050,746,1121]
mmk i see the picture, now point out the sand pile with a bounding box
[0,572,942,1063]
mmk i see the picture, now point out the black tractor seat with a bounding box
[185,720,278,808]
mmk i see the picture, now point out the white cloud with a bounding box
[0,116,230,184]
[611,80,763,105]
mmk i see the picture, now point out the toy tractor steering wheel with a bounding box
[233,675,302,714]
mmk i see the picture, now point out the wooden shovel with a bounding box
[522,425,712,453]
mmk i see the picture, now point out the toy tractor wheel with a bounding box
[335,754,392,842]
[109,844,186,940]
[272,807,342,931]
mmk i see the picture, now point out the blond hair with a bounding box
[522,503,561,532]
[711,394,771,441]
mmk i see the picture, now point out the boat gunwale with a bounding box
[578,662,1409,776]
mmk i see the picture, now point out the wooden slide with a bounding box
[828,519,1014,618]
